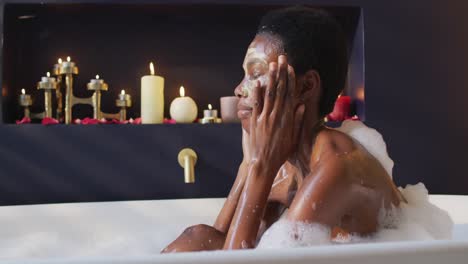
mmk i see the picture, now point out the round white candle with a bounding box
[170,86,198,123]
[141,62,164,124]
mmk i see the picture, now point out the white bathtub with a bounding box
[0,195,467,264]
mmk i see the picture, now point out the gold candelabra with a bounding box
[20,57,132,124]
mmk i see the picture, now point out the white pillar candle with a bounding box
[170,86,198,123]
[141,62,164,124]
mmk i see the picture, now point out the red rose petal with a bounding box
[16,117,31,124]
[42,117,59,125]
[133,117,142,125]
[81,117,100,125]
[163,118,177,124]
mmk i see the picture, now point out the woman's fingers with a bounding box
[287,65,298,99]
[251,81,263,122]
[272,55,288,117]
[263,62,277,117]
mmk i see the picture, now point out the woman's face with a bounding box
[234,34,281,133]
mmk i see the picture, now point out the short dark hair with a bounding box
[257,6,348,117]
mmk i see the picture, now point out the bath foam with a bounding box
[257,183,453,249]
[335,120,394,178]
[257,121,453,249]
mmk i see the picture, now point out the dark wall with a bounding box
[360,0,468,194]
[0,0,467,206]
[1,3,361,123]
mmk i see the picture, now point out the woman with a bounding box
[162,6,403,252]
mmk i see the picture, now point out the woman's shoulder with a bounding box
[313,127,358,156]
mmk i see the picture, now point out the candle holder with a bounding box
[18,89,32,119]
[18,74,58,120]
[19,57,132,124]
[115,90,132,121]
[200,104,222,124]
[56,57,132,123]
[35,73,58,119]
[53,58,64,122]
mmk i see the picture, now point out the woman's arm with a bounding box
[214,129,250,233]
[162,130,251,253]
[223,161,277,249]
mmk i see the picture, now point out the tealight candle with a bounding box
[91,75,103,84]
[62,56,74,68]
[87,75,108,91]
[203,104,218,119]
[116,89,132,120]
[59,56,78,75]
[117,89,131,107]
[169,86,198,123]
[141,62,164,124]
[118,89,131,103]
[41,72,56,83]
[37,72,58,118]
[19,88,32,107]
[201,104,220,124]
[53,58,62,76]
[38,72,58,90]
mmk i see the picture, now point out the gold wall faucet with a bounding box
[178,148,198,183]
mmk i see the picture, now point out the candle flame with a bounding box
[21,88,25,95]
[150,62,155,75]
[46,72,50,77]
[179,86,185,97]
[96,75,100,79]
[58,58,62,64]
[208,104,212,110]
[67,56,71,62]
[121,89,125,95]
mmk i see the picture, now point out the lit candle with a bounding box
[61,56,75,68]
[141,62,164,124]
[19,88,32,107]
[119,89,131,101]
[203,104,218,119]
[41,72,56,83]
[116,89,132,112]
[38,72,58,90]
[59,56,78,75]
[91,75,103,84]
[169,86,198,123]
[63,56,72,67]
[53,58,62,76]
[119,89,126,100]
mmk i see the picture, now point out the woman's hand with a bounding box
[223,55,306,250]
[248,55,305,174]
